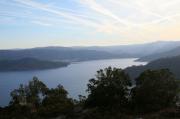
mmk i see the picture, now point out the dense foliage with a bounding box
[131,69,179,112]
[85,67,131,109]
[0,77,74,119]
[0,68,180,119]
[10,77,48,110]
[38,84,74,117]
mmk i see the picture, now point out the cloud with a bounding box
[1,0,180,45]
[78,0,136,27]
[0,10,73,27]
[31,21,52,26]
[14,0,101,28]
[76,0,180,35]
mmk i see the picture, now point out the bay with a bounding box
[0,58,146,106]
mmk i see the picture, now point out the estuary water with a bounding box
[0,58,147,106]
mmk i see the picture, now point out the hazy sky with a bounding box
[1,0,180,49]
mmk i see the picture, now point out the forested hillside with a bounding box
[0,58,69,71]
[126,55,180,79]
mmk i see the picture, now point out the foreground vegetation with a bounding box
[0,67,180,119]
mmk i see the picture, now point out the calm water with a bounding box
[0,58,146,106]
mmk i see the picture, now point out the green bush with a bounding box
[85,67,131,110]
[131,69,179,112]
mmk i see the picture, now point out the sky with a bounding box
[1,0,180,49]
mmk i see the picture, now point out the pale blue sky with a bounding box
[1,0,180,49]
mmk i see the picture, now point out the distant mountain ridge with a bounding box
[138,46,180,62]
[1,41,180,62]
[0,47,125,62]
[76,41,180,57]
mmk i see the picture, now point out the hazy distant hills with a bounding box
[138,46,180,62]
[1,41,180,62]
[0,58,69,71]
[76,41,180,57]
[125,55,180,79]
[0,47,125,62]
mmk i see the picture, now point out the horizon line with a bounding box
[1,40,180,50]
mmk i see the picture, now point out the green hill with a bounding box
[0,58,69,71]
[126,55,180,79]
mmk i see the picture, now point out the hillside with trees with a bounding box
[0,58,69,71]
[126,55,180,79]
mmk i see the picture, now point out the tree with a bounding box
[131,69,179,112]
[38,84,74,117]
[85,67,131,109]
[10,84,27,106]
[8,77,48,118]
[26,77,48,108]
[10,77,48,110]
[9,77,74,118]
